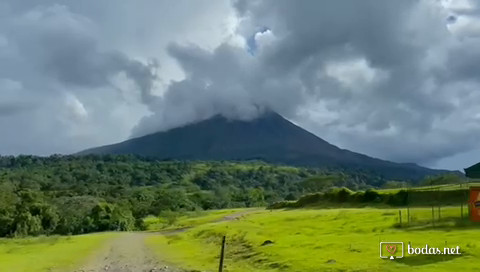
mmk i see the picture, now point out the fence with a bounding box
[394,183,471,228]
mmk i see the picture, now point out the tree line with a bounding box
[0,154,449,237]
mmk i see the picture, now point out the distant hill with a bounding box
[78,112,458,181]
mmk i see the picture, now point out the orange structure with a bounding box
[469,187,480,222]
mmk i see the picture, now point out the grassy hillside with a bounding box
[146,208,480,272]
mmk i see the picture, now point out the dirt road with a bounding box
[73,210,257,272]
[75,233,180,272]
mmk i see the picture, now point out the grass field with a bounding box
[144,208,257,231]
[0,233,118,272]
[146,207,480,272]
[2,198,479,271]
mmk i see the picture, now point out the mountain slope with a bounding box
[78,112,454,181]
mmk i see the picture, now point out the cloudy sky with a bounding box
[0,0,479,170]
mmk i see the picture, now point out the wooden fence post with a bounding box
[461,201,464,220]
[219,235,226,272]
[406,189,410,224]
[398,210,402,226]
[432,206,435,227]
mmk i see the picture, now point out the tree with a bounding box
[247,188,265,207]
[300,175,338,192]
[90,203,114,231]
[13,211,43,237]
[422,174,464,186]
[110,206,135,231]
[39,206,59,234]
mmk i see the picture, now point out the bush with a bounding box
[386,190,408,206]
[159,210,179,226]
[362,189,382,203]
[269,187,469,209]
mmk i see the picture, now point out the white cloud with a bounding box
[448,15,480,36]
[253,29,275,52]
[324,58,387,90]
[1,0,480,171]
[442,0,476,12]
[64,93,88,121]
[0,0,237,155]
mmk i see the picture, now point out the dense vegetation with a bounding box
[0,154,383,237]
[269,183,469,209]
[0,155,464,237]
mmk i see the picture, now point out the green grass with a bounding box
[144,208,256,231]
[146,207,480,272]
[0,232,118,272]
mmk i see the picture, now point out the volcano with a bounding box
[78,112,454,181]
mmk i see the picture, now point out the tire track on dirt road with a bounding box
[75,232,182,272]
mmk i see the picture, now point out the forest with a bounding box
[0,154,459,237]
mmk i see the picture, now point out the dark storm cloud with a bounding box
[131,43,269,136]
[1,0,480,169]
[133,0,480,168]
[9,4,158,103]
[0,0,236,155]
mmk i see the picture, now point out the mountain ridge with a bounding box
[78,112,458,181]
